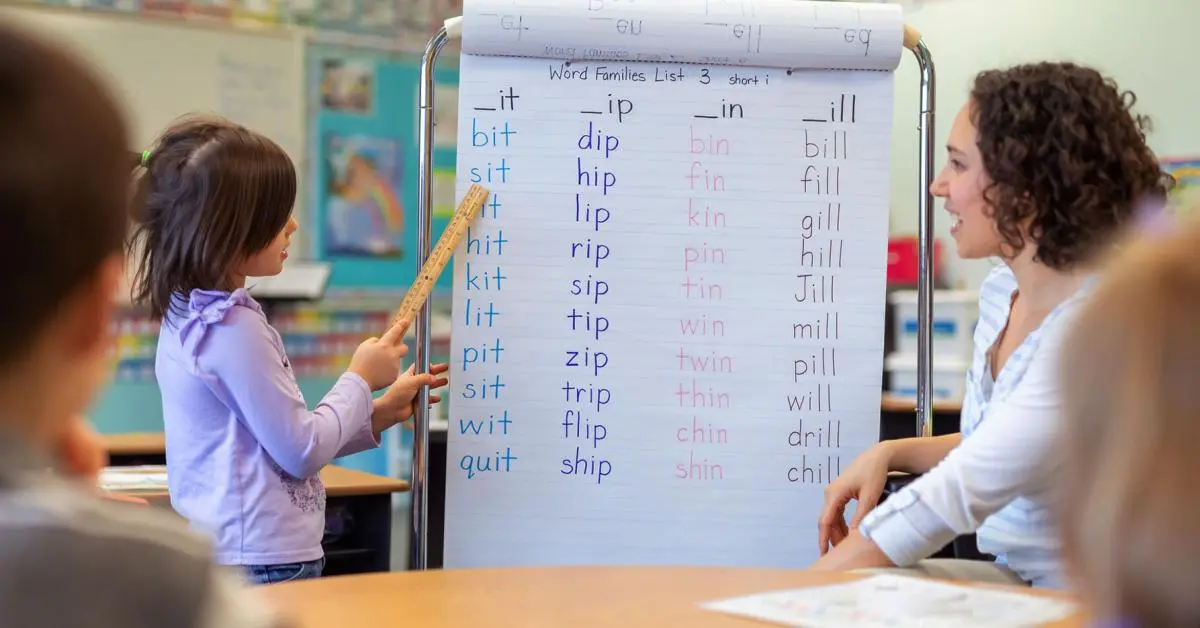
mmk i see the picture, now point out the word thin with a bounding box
[446,0,902,569]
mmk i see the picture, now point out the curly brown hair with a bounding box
[970,61,1173,270]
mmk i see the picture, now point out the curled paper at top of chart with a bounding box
[459,0,907,71]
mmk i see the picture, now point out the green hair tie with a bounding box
[141,150,150,167]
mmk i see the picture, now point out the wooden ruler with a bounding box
[391,183,491,327]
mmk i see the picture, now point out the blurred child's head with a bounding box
[129,116,297,320]
[0,21,130,441]
[1059,219,1200,626]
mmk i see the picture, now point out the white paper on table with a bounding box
[700,574,1078,627]
[98,466,169,491]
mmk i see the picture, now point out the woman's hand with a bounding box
[371,363,450,435]
[817,441,892,555]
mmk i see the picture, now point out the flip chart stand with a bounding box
[407,15,939,571]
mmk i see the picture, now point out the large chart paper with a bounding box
[445,0,900,568]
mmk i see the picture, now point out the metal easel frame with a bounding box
[406,18,938,571]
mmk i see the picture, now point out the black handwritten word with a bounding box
[786,455,841,484]
[794,348,838,379]
[801,203,842,238]
[694,99,745,120]
[788,418,841,448]
[799,165,841,196]
[801,94,857,124]
[793,273,835,304]
[792,313,840,341]
[786,383,834,413]
[471,86,520,112]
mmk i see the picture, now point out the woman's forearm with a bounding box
[883,433,961,475]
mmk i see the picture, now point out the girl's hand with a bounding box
[371,363,450,435]
[817,442,892,555]
[349,318,412,390]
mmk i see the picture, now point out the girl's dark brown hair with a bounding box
[970,61,1173,270]
[1059,220,1200,626]
[0,20,130,366]
[128,115,296,320]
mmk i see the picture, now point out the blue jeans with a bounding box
[243,557,325,585]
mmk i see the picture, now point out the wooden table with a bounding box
[99,433,408,575]
[258,566,1085,627]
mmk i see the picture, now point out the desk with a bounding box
[257,566,1085,627]
[99,434,408,575]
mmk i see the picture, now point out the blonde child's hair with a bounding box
[1058,214,1200,627]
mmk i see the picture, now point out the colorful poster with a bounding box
[308,44,459,290]
[322,133,406,257]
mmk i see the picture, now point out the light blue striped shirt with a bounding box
[859,265,1090,588]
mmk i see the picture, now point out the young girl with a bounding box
[1058,217,1199,627]
[129,115,448,584]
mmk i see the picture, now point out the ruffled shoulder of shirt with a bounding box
[183,288,261,324]
[167,289,269,361]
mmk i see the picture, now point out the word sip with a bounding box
[570,274,609,305]
[575,194,611,232]
[577,121,620,158]
[580,94,634,123]
[571,238,610,269]
[577,158,618,195]
[567,308,609,340]
[562,409,607,448]
[459,447,518,480]
[562,380,611,412]
[461,338,504,371]
[561,447,612,484]
[565,347,608,376]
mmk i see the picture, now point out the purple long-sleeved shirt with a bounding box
[155,288,379,566]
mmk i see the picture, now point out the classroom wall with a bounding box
[887,0,1200,289]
